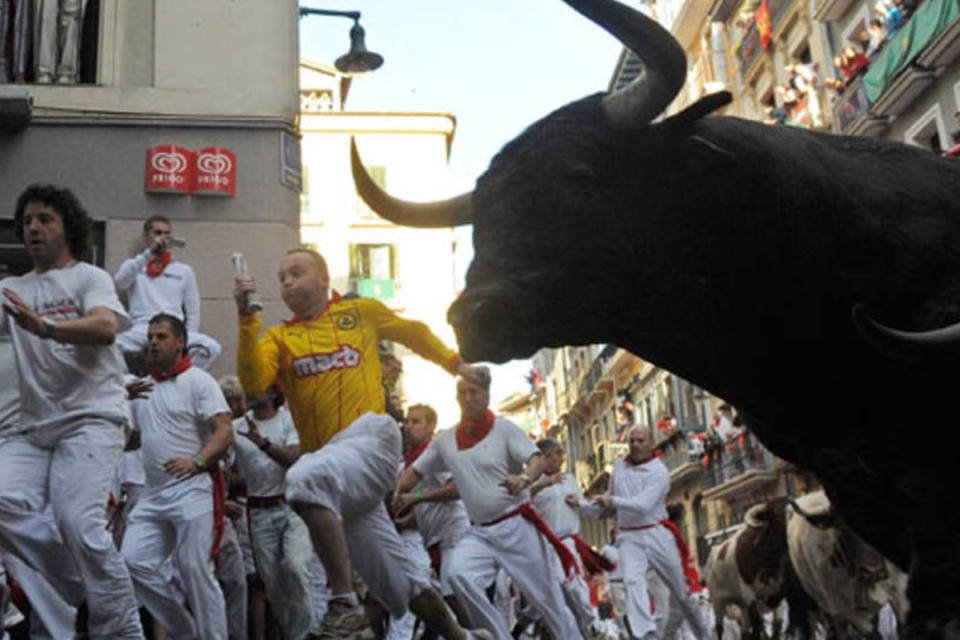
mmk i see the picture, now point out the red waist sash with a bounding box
[481,501,579,578]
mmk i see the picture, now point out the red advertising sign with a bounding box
[194,147,236,196]
[145,145,195,194]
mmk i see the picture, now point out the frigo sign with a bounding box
[144,146,237,196]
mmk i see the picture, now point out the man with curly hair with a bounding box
[0,184,144,638]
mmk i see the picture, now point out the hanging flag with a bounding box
[756,0,772,50]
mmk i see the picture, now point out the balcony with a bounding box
[833,75,890,136]
[701,431,779,500]
[862,0,960,107]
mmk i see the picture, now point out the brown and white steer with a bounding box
[787,490,909,638]
[704,498,801,639]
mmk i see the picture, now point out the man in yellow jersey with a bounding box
[234,248,492,640]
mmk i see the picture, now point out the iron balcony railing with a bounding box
[699,430,777,488]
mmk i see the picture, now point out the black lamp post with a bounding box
[299,7,384,74]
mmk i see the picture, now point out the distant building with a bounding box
[299,60,463,426]
[0,2,302,376]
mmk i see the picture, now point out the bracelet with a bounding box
[40,318,56,340]
[414,489,423,503]
[519,473,532,486]
[192,453,207,470]
[259,438,271,451]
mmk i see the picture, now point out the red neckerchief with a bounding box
[150,355,192,382]
[283,290,342,324]
[624,450,661,466]
[403,437,432,469]
[456,409,495,450]
[146,251,172,278]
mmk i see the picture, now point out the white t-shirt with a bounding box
[608,457,670,528]
[130,366,230,490]
[0,263,131,433]
[533,473,584,538]
[0,335,21,439]
[412,467,471,550]
[114,251,201,331]
[231,407,299,497]
[413,417,539,525]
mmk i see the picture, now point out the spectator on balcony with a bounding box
[713,404,736,441]
[866,18,888,57]
[788,62,824,128]
[656,412,677,434]
[876,0,904,37]
[837,45,870,85]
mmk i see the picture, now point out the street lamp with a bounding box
[299,7,384,74]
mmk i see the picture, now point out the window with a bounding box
[0,0,100,84]
[904,104,948,153]
[348,243,397,301]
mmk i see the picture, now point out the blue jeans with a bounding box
[248,502,315,640]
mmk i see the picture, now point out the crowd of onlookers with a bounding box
[756,0,926,129]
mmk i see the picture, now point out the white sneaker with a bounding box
[314,599,375,639]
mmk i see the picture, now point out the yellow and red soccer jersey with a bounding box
[237,296,458,453]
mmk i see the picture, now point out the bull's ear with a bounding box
[665,91,733,129]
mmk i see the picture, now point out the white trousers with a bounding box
[386,530,432,640]
[618,528,708,640]
[446,516,580,640]
[560,537,601,635]
[285,412,430,617]
[117,323,222,370]
[0,551,76,640]
[215,519,248,640]
[0,423,143,638]
[122,477,227,640]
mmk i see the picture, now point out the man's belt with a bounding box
[479,501,579,578]
[618,519,701,592]
[248,494,286,509]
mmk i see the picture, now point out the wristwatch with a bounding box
[40,318,56,340]
[259,438,272,451]
[192,453,207,470]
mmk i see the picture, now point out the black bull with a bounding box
[352,0,960,633]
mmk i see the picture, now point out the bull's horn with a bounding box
[788,499,836,528]
[852,303,960,357]
[744,504,766,528]
[350,138,473,228]
[562,0,686,128]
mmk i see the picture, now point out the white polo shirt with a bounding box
[130,366,230,491]
[609,456,670,528]
[413,468,471,550]
[231,407,298,498]
[0,335,20,439]
[0,263,131,434]
[114,251,201,331]
[413,417,539,525]
[533,473,584,538]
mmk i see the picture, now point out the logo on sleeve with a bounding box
[334,312,358,330]
[293,345,361,378]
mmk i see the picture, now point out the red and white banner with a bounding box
[194,147,236,196]
[145,145,195,194]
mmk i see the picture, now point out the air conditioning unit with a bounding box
[0,86,32,130]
